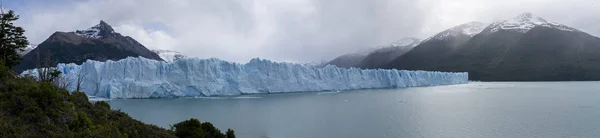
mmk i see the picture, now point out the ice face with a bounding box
[22,57,469,99]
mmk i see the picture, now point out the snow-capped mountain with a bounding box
[152,49,187,62]
[18,44,37,56]
[486,13,576,34]
[13,21,163,72]
[22,57,468,98]
[388,13,600,81]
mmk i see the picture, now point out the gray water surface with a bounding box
[108,82,600,138]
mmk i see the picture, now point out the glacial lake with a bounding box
[108,82,600,138]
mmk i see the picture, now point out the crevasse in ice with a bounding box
[22,57,468,99]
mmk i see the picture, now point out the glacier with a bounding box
[22,57,468,99]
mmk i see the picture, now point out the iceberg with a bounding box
[22,57,468,99]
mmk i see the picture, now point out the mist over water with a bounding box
[109,82,600,138]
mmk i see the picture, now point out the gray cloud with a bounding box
[11,0,600,63]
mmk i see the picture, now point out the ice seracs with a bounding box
[22,57,468,99]
[489,13,576,33]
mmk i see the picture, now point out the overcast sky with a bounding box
[5,0,600,63]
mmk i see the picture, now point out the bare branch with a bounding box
[0,0,4,14]
[76,69,86,92]
[36,50,60,83]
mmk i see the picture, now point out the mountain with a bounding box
[13,21,163,72]
[357,38,421,69]
[152,49,187,62]
[387,13,600,81]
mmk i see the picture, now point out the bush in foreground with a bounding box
[172,118,236,138]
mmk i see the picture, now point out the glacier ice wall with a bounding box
[22,57,468,99]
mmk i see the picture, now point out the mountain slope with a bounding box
[325,53,367,68]
[325,38,422,68]
[389,13,600,81]
[18,44,37,56]
[357,38,421,69]
[13,21,162,72]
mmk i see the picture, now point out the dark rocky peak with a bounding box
[96,20,116,33]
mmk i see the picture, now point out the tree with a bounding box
[0,10,29,68]
[225,129,235,138]
[35,51,60,83]
[171,118,234,138]
[173,118,205,138]
[76,69,86,92]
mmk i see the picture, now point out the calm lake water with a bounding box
[108,82,600,138]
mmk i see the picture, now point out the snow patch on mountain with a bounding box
[373,38,421,53]
[152,49,187,62]
[75,28,102,39]
[424,22,486,41]
[19,44,37,56]
[460,22,487,36]
[389,38,421,47]
[22,57,468,99]
[302,60,328,68]
[74,20,116,39]
[489,13,576,33]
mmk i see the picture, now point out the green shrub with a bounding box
[226,129,236,138]
[172,118,233,138]
[173,118,205,138]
